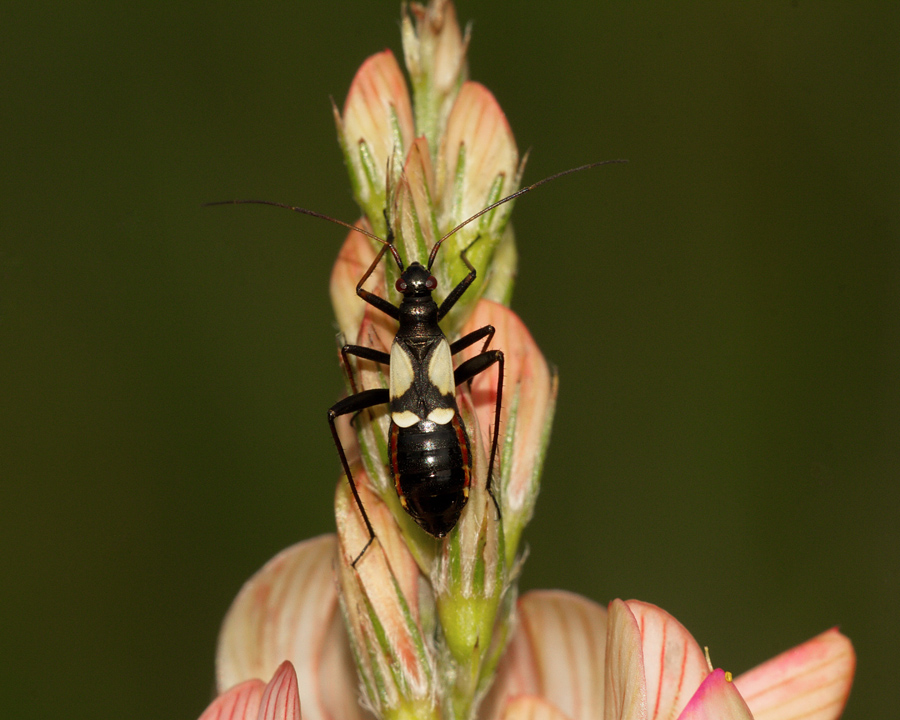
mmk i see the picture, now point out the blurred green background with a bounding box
[2,2,896,718]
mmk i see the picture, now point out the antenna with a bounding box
[426,159,627,269]
[204,199,403,268]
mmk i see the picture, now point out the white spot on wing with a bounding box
[428,338,454,395]
[390,341,415,399]
[427,407,455,425]
[392,410,420,428]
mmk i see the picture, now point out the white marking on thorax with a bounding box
[389,341,415,399]
[427,338,454,396]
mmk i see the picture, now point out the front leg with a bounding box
[356,243,400,320]
[449,324,495,357]
[437,236,480,322]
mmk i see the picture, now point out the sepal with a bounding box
[329,221,379,341]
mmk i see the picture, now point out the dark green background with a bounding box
[3,3,896,719]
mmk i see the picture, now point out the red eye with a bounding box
[425,275,437,290]
[395,278,408,293]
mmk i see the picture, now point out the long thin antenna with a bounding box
[427,159,627,269]
[204,199,403,268]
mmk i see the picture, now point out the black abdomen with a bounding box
[390,416,471,537]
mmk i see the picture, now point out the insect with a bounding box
[209,159,626,563]
[327,222,505,563]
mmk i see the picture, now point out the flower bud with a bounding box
[434,82,522,329]
[337,50,415,233]
[329,221,380,341]
[401,0,469,156]
[335,467,439,720]
[460,300,558,568]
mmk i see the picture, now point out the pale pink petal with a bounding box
[438,82,519,233]
[458,300,557,565]
[258,661,301,720]
[500,696,574,720]
[733,628,855,720]
[198,679,265,720]
[605,599,649,720]
[216,535,369,720]
[485,591,607,720]
[340,50,415,202]
[677,670,753,720]
[334,471,424,625]
[329,220,379,340]
[461,301,554,511]
[334,474,434,714]
[335,303,395,503]
[625,601,709,720]
[356,296,398,369]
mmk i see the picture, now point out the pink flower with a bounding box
[199,536,855,720]
[200,3,856,720]
[199,660,300,720]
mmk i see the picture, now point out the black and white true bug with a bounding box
[327,221,505,561]
[209,159,626,563]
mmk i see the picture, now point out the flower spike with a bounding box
[202,6,853,720]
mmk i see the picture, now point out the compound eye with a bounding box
[395,277,408,293]
[425,275,437,291]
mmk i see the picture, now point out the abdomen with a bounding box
[390,415,471,537]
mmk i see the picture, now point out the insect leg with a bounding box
[436,236,481,322]
[328,388,390,565]
[450,324,495,356]
[356,244,401,320]
[340,344,391,395]
[453,349,504,521]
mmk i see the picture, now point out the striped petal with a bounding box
[199,662,302,720]
[485,590,607,720]
[733,628,855,720]
[199,679,265,720]
[605,600,649,720]
[433,82,521,325]
[438,82,518,236]
[677,670,753,720]
[216,535,368,720]
[459,300,556,566]
[624,601,709,720]
[334,472,436,719]
[258,661,302,720]
[329,220,379,341]
[338,49,415,228]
